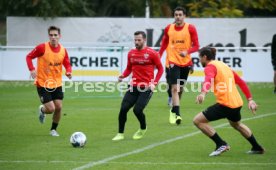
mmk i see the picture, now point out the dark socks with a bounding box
[172,106,180,116]
[51,122,58,130]
[246,134,263,150]
[210,133,227,149]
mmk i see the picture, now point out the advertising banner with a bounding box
[0,47,272,82]
[2,17,275,82]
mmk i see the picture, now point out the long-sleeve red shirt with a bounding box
[202,64,252,99]
[122,46,164,86]
[26,42,72,73]
[159,23,199,57]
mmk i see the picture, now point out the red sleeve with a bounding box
[233,71,252,99]
[26,44,45,71]
[63,49,72,73]
[152,51,164,84]
[187,24,200,54]
[159,25,170,57]
[202,64,217,93]
[121,52,132,78]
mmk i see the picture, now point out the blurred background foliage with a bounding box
[0,0,275,45]
[0,0,275,18]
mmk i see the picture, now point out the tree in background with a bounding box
[186,0,276,17]
[92,0,145,17]
[0,0,95,18]
[0,0,275,18]
[0,0,275,45]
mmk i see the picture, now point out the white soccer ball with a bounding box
[70,132,87,147]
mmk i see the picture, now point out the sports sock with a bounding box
[210,133,227,148]
[246,134,263,150]
[51,122,58,130]
[171,106,180,116]
[41,106,45,114]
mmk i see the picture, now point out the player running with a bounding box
[159,6,199,125]
[193,47,264,156]
[26,26,72,137]
[112,31,163,141]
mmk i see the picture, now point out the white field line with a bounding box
[108,161,276,166]
[0,160,87,163]
[1,160,275,166]
[73,112,276,170]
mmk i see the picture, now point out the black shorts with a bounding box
[37,86,64,104]
[272,59,276,71]
[202,103,242,122]
[165,67,170,84]
[169,65,190,85]
[122,86,153,110]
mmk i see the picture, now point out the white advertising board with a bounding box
[1,17,275,82]
[0,47,272,82]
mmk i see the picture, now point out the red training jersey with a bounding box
[122,46,164,87]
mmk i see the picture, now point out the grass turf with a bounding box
[0,81,275,170]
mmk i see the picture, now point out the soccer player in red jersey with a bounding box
[193,47,264,156]
[26,26,72,137]
[159,6,199,125]
[112,31,164,141]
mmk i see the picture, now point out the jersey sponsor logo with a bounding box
[49,62,61,66]
[171,40,185,45]
[132,58,150,64]
[175,40,185,43]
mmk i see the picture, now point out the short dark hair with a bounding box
[174,6,187,15]
[134,31,146,39]
[199,47,217,60]
[48,26,61,34]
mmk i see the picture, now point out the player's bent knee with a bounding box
[54,104,62,112]
[133,108,141,115]
[171,87,178,93]
[193,114,201,126]
[120,103,131,113]
[46,106,55,113]
[133,106,143,115]
[54,106,62,113]
[229,121,241,130]
[193,112,206,126]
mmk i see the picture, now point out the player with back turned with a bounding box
[193,47,264,156]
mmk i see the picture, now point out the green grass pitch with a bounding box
[0,81,275,170]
